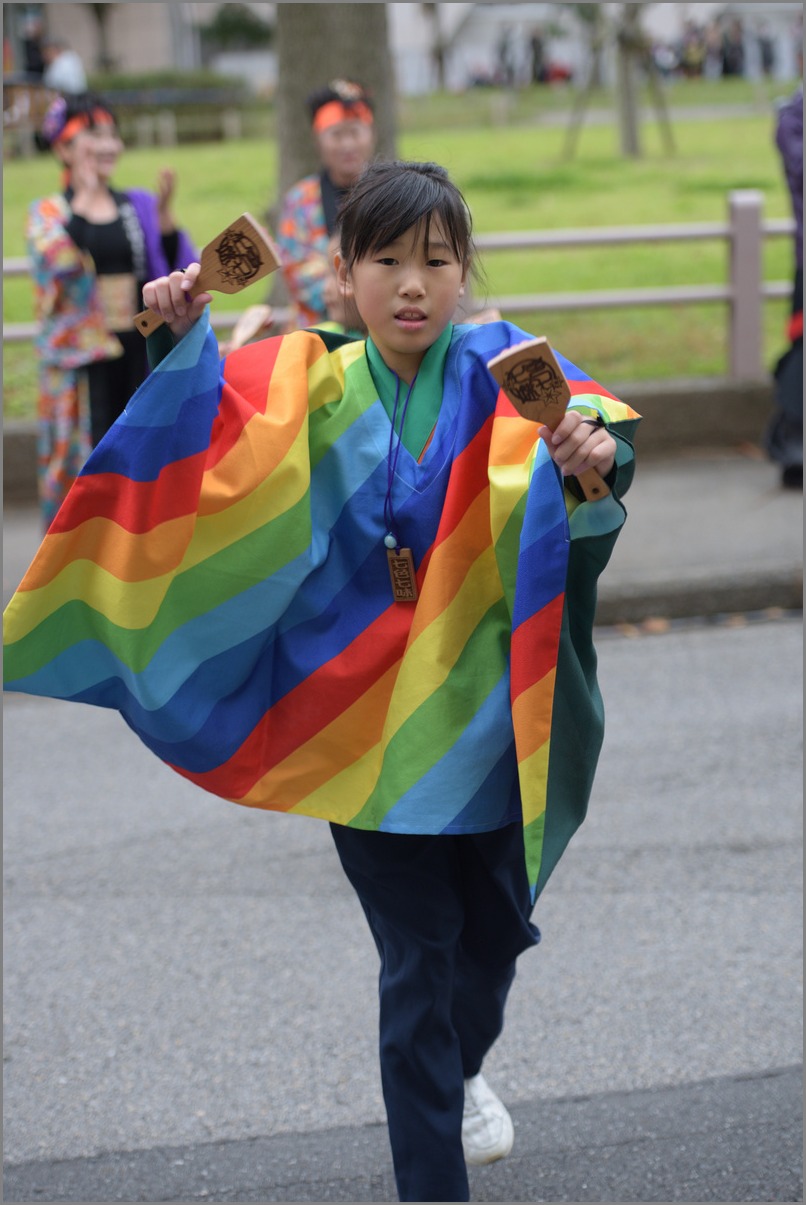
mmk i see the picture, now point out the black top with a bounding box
[64,188,179,283]
[66,210,133,275]
[319,172,348,236]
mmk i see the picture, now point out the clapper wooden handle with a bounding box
[486,337,610,502]
[133,212,280,337]
[224,303,274,351]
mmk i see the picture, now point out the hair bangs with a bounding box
[339,162,474,270]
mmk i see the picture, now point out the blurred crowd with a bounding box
[652,13,802,82]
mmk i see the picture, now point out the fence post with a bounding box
[728,190,764,380]
[222,109,242,140]
[156,111,178,146]
[134,114,155,148]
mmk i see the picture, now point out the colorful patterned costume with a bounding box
[277,174,331,328]
[3,316,639,898]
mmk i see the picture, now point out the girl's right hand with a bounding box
[141,263,212,342]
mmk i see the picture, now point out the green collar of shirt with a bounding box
[366,324,453,459]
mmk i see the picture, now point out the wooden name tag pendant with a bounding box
[487,337,610,502]
[134,213,280,337]
[387,548,419,602]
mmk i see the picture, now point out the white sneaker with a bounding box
[461,1072,514,1165]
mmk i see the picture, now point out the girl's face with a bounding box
[336,217,467,382]
[315,119,375,188]
[57,123,123,183]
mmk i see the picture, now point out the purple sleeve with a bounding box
[776,90,803,186]
[775,90,803,268]
[125,188,198,278]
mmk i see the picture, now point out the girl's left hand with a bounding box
[538,410,616,479]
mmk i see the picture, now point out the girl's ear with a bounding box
[334,252,355,297]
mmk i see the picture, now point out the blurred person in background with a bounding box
[21,15,46,79]
[720,18,745,77]
[703,22,724,80]
[27,92,196,528]
[277,79,376,328]
[318,229,368,338]
[679,21,706,78]
[757,22,775,78]
[529,27,546,84]
[765,85,803,489]
[42,36,87,94]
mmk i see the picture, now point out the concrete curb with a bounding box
[595,570,803,626]
[612,376,774,456]
[3,1066,801,1203]
[2,377,775,505]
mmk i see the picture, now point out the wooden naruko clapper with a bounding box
[486,337,610,501]
[133,213,280,337]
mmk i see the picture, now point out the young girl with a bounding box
[4,162,639,1203]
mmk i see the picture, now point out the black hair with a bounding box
[306,79,374,122]
[337,161,478,276]
[63,91,117,128]
[41,91,118,147]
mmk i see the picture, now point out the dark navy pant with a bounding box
[330,822,540,1202]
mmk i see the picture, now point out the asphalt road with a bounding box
[3,616,802,1202]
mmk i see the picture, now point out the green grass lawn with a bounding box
[4,80,796,417]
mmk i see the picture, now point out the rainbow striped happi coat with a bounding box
[3,315,639,899]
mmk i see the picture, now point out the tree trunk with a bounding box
[588,5,605,88]
[423,3,447,91]
[275,3,397,203]
[616,4,642,158]
[91,3,114,73]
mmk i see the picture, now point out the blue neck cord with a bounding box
[383,372,418,549]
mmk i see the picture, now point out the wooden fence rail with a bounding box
[4,190,795,380]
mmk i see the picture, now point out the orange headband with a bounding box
[55,109,116,145]
[312,100,373,133]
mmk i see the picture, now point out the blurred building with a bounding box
[3,2,802,95]
[3,3,202,77]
